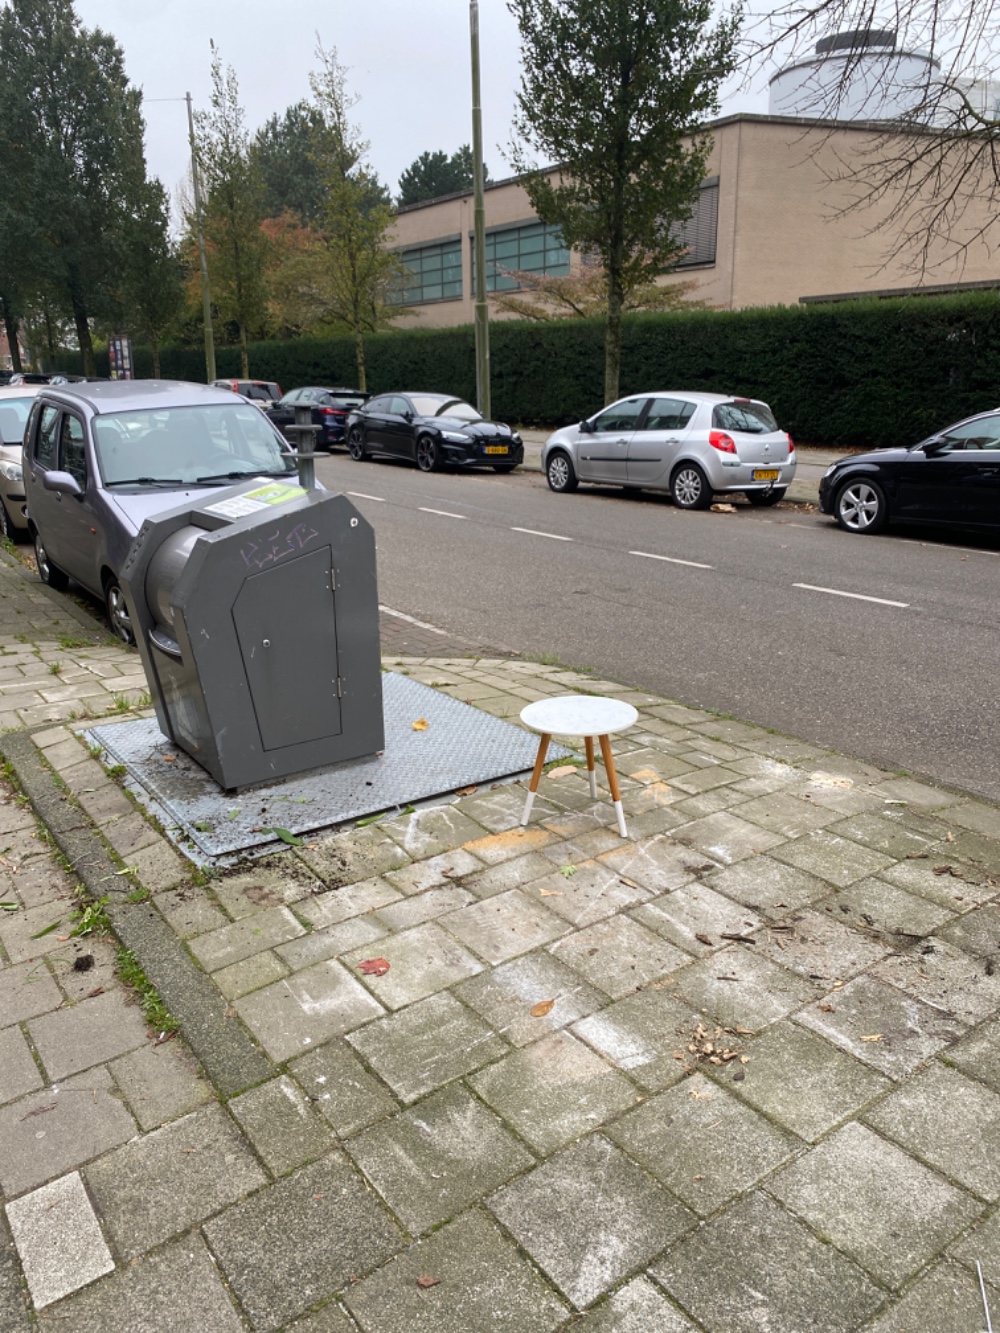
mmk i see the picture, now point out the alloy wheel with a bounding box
[415,437,437,472]
[548,455,570,490]
[0,502,11,543]
[106,583,134,644]
[35,535,51,579]
[673,467,704,507]
[838,481,881,532]
[348,429,366,461]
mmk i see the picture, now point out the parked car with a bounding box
[270,386,371,451]
[24,380,299,643]
[820,408,1000,534]
[347,392,523,472]
[543,392,795,508]
[8,372,53,386]
[0,384,43,540]
[211,378,282,409]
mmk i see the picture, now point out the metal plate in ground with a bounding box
[87,673,570,859]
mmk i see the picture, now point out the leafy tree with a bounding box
[490,260,705,320]
[125,180,184,376]
[509,0,739,402]
[195,44,269,376]
[397,145,489,206]
[253,102,328,225]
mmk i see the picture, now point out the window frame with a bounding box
[475,220,571,293]
[392,237,463,305]
[58,413,88,488]
[34,405,60,469]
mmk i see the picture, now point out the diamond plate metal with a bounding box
[87,673,570,860]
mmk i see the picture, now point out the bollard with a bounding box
[291,403,322,491]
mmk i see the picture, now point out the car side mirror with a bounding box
[43,470,83,498]
[579,419,594,434]
[402,411,413,422]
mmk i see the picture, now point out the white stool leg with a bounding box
[584,736,598,798]
[521,733,551,826]
[598,734,629,838]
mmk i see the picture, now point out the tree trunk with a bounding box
[44,309,56,369]
[354,328,367,391]
[151,329,161,378]
[604,272,624,405]
[0,296,22,373]
[69,287,96,377]
[239,324,249,378]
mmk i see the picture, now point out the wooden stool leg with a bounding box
[598,733,628,837]
[584,736,598,799]
[521,733,551,825]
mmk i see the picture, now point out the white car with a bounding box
[0,384,44,539]
[542,391,796,508]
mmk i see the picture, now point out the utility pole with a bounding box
[186,91,216,383]
[470,0,490,419]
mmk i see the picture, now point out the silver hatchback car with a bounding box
[543,391,796,508]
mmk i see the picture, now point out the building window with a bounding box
[479,221,570,291]
[393,238,463,304]
[670,178,719,268]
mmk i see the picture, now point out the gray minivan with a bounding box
[24,380,299,642]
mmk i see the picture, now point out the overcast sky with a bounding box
[74,0,771,215]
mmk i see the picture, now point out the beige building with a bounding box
[387,112,998,326]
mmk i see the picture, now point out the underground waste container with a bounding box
[120,478,384,790]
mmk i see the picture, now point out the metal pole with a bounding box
[470,0,491,419]
[186,92,216,384]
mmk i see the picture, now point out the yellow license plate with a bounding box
[753,469,780,481]
[485,446,509,455]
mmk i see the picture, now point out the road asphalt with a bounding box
[315,448,1000,803]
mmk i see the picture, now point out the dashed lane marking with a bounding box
[348,492,386,502]
[419,507,468,519]
[793,583,909,608]
[378,606,448,634]
[630,550,713,570]
[511,527,573,541]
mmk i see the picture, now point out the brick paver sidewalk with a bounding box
[2,546,1000,1327]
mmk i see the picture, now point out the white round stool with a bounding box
[519,695,639,838]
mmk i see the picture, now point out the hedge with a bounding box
[60,290,1000,448]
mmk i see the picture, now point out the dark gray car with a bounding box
[24,380,299,643]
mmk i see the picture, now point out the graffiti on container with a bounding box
[240,523,319,571]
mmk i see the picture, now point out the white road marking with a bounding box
[419,507,468,519]
[630,550,713,570]
[347,491,385,502]
[894,537,1000,556]
[793,583,909,608]
[378,606,448,634]
[511,527,573,541]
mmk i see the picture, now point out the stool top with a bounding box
[520,694,639,737]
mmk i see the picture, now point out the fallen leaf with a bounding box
[946,830,955,842]
[818,1004,836,1012]
[710,502,737,513]
[530,999,555,1018]
[932,865,953,875]
[416,1275,440,1290]
[262,827,304,846]
[30,919,62,939]
[412,718,429,731]
[162,754,176,763]
[0,902,19,912]
[860,1033,884,1042]
[907,852,928,859]
[695,933,714,947]
[86,986,105,998]
[618,876,641,890]
[538,888,563,896]
[454,786,478,796]
[357,958,390,977]
[547,765,577,779]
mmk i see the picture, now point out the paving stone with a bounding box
[203,1154,404,1331]
[0,957,63,1027]
[0,1067,136,1197]
[343,1207,566,1333]
[631,883,762,957]
[461,825,560,865]
[296,876,402,930]
[188,905,306,972]
[672,944,818,1031]
[830,809,953,858]
[381,804,488,860]
[374,885,473,931]
[0,1210,31,1332]
[769,1120,981,1288]
[290,1038,398,1137]
[383,847,483,895]
[42,1234,244,1333]
[101,810,161,858]
[0,1024,43,1105]
[454,784,562,833]
[608,1072,797,1215]
[938,902,1000,959]
[720,1019,890,1140]
[490,1134,692,1308]
[156,885,230,938]
[469,1030,638,1154]
[947,1019,1000,1095]
[864,1258,1000,1333]
[882,854,997,909]
[871,938,1000,1024]
[651,1191,883,1333]
[797,973,966,1077]
[455,951,605,1047]
[569,1276,696,1331]
[346,991,507,1103]
[614,748,695,783]
[230,1075,334,1176]
[85,1103,266,1259]
[277,916,388,971]
[459,851,558,899]
[128,841,188,893]
[755,907,890,981]
[0,856,75,910]
[439,888,568,964]
[213,948,290,1000]
[945,801,1000,840]
[865,1062,1000,1201]
[342,922,483,1009]
[549,916,689,999]
[6,1171,113,1308]
[572,989,699,1092]
[946,829,1000,878]
[109,1040,212,1130]
[283,1302,356,1333]
[829,876,955,939]
[735,789,842,839]
[211,856,322,919]
[235,958,385,1063]
[671,811,785,865]
[769,828,895,887]
[27,988,148,1079]
[950,1205,1000,1277]
[347,1082,533,1233]
[596,835,710,894]
[705,854,830,916]
[0,900,79,964]
[521,861,651,929]
[54,936,119,1004]
[297,824,410,889]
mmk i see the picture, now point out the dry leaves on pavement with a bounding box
[530,999,555,1018]
[357,958,390,976]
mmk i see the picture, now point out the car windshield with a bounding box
[327,394,368,408]
[413,397,481,421]
[0,396,34,445]
[92,404,296,486]
[713,401,779,434]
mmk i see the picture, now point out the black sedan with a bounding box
[820,408,1000,534]
[347,392,523,472]
[270,386,370,451]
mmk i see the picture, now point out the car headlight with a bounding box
[823,463,839,477]
[0,461,22,484]
[440,431,468,443]
[512,433,522,445]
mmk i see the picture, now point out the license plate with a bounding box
[485,446,508,455]
[753,469,780,481]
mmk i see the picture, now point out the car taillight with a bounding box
[786,433,795,454]
[709,430,736,454]
[321,407,347,417]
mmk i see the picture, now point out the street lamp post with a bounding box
[470,0,490,419]
[186,91,216,384]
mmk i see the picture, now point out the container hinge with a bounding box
[336,677,343,699]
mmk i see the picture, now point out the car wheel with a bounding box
[34,533,68,590]
[104,577,135,645]
[671,463,713,510]
[492,464,517,474]
[835,478,887,534]
[546,450,578,493]
[348,428,368,461]
[745,487,787,507]
[415,436,439,472]
[0,499,20,543]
